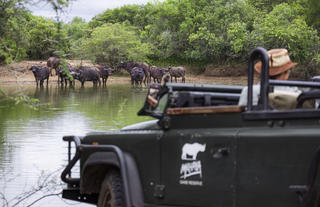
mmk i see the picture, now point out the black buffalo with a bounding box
[47,56,60,76]
[29,65,50,87]
[117,61,150,85]
[96,65,114,86]
[73,66,101,87]
[56,64,76,86]
[168,66,185,83]
[150,66,168,83]
[130,67,145,87]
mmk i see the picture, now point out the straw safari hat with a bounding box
[254,48,298,76]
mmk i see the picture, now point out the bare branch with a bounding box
[11,187,42,207]
[25,193,62,207]
[1,168,65,207]
[0,192,9,207]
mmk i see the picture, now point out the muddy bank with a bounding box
[0,60,249,86]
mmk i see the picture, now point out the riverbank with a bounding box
[0,60,249,86]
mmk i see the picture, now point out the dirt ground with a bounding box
[0,60,248,86]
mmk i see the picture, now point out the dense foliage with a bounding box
[0,0,71,63]
[1,0,320,77]
[73,23,152,68]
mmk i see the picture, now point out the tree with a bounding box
[144,0,186,59]
[303,0,320,30]
[251,3,320,64]
[89,4,143,28]
[0,1,30,63]
[250,3,320,78]
[63,17,88,59]
[246,0,296,12]
[27,16,60,59]
[181,0,256,62]
[74,23,152,69]
[64,17,88,41]
[0,0,72,64]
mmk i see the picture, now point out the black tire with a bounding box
[97,170,123,207]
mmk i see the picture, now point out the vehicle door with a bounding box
[237,126,320,207]
[160,126,237,207]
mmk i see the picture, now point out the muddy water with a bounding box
[0,83,151,207]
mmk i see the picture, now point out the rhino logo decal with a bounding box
[181,143,206,161]
[180,142,206,186]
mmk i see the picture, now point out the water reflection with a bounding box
[0,83,151,207]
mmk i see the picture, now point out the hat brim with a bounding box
[254,61,298,76]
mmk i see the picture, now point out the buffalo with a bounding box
[29,65,50,87]
[130,67,145,87]
[96,65,114,86]
[73,66,101,87]
[168,66,185,83]
[56,64,76,86]
[47,56,60,76]
[150,66,168,83]
[118,61,150,85]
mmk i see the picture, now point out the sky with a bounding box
[27,0,157,23]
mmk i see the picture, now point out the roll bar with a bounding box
[247,47,269,111]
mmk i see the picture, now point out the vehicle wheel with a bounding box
[97,170,123,207]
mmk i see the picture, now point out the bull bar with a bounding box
[61,135,132,207]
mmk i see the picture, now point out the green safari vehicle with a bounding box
[61,47,320,207]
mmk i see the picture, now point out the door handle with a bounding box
[213,147,230,159]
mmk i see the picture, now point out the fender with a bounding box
[81,151,119,194]
[81,151,144,207]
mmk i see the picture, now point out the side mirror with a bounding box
[138,83,165,118]
[147,87,160,107]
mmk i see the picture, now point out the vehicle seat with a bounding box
[268,90,317,110]
[268,91,300,110]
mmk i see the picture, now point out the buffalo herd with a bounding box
[117,61,186,86]
[29,58,186,87]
